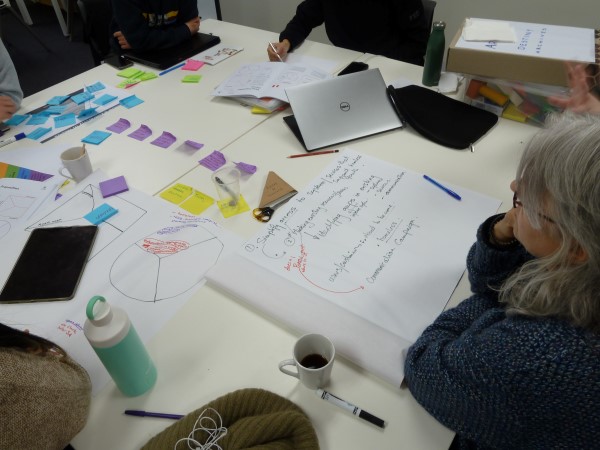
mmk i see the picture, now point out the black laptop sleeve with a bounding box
[387,84,498,150]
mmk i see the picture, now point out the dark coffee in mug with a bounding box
[300,353,328,369]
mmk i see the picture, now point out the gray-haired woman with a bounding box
[405,112,600,449]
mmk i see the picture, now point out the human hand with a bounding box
[267,40,290,62]
[186,17,200,35]
[0,96,17,121]
[548,63,600,114]
[492,207,518,245]
[113,31,132,50]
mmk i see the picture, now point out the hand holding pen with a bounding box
[268,40,290,62]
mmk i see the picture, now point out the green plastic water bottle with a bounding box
[422,21,446,87]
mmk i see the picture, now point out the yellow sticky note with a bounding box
[117,67,143,78]
[182,75,202,83]
[160,183,193,204]
[180,190,214,215]
[216,194,250,218]
[251,106,273,114]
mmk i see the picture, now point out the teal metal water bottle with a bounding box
[422,21,446,87]
[84,295,157,396]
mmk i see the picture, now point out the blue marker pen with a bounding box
[159,62,186,76]
[423,174,462,201]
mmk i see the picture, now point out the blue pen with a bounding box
[423,175,462,201]
[124,409,184,420]
[159,62,185,76]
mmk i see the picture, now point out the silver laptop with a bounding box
[284,68,403,151]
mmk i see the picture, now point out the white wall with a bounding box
[219,0,598,48]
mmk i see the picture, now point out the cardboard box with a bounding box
[463,76,568,126]
[447,18,599,87]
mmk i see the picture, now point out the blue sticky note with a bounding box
[54,113,77,128]
[4,114,29,125]
[26,114,50,125]
[119,95,144,109]
[27,127,52,140]
[45,105,68,114]
[82,130,111,145]
[84,203,118,225]
[47,95,70,106]
[78,107,98,118]
[86,82,106,93]
[71,91,95,105]
[93,94,118,106]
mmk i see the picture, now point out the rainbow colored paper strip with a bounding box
[0,162,53,181]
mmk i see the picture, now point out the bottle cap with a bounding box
[86,295,113,326]
[433,21,446,29]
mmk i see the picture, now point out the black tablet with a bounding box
[0,226,98,303]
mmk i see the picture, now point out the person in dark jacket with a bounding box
[267,0,428,65]
[110,0,200,52]
[404,112,600,449]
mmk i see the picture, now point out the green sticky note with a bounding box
[117,67,143,78]
[181,75,202,83]
[140,72,158,81]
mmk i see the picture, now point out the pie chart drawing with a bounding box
[109,225,224,302]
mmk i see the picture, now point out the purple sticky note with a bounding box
[185,139,204,149]
[234,161,257,174]
[150,131,177,149]
[106,118,131,134]
[128,124,152,141]
[99,176,129,198]
[199,150,226,171]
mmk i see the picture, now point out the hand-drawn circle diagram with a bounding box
[109,225,224,302]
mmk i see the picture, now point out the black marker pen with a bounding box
[316,389,386,429]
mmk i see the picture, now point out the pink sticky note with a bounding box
[182,59,204,71]
[199,150,226,171]
[185,139,204,149]
[235,161,257,174]
[106,118,131,133]
[151,131,177,149]
[128,124,152,141]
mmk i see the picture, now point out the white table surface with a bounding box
[5,26,540,450]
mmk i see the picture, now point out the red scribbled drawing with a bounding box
[141,238,190,254]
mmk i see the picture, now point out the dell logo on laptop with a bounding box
[340,102,350,112]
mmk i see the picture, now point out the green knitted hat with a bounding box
[141,388,319,450]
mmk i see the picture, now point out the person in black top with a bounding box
[110,0,200,52]
[267,0,428,65]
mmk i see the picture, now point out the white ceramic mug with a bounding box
[59,145,92,182]
[278,333,335,389]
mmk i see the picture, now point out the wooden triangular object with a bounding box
[259,171,297,208]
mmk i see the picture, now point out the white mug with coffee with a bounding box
[59,145,92,182]
[278,333,335,390]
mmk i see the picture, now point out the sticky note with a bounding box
[182,75,202,83]
[84,203,118,225]
[106,118,131,133]
[199,150,226,171]
[117,79,141,89]
[99,175,129,197]
[5,114,29,125]
[216,194,250,218]
[119,95,144,109]
[151,131,176,148]
[54,113,77,128]
[160,183,193,203]
[139,72,158,81]
[47,95,70,105]
[86,82,106,93]
[82,130,111,145]
[78,107,98,118]
[182,59,204,71]
[71,91,95,105]
[184,140,204,150]
[45,105,68,114]
[93,94,118,106]
[26,114,49,126]
[117,67,142,78]
[159,183,214,216]
[235,161,257,174]
[27,127,52,140]
[128,124,152,141]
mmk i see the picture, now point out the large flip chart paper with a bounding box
[208,149,501,386]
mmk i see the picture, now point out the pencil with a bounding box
[287,149,339,159]
[269,42,284,62]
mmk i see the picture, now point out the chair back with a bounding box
[422,0,437,32]
[77,0,112,66]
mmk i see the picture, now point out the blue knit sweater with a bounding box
[405,215,600,449]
